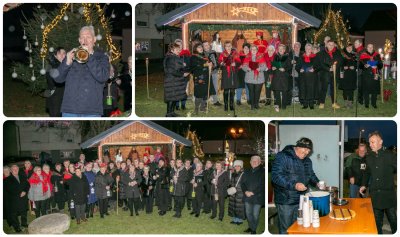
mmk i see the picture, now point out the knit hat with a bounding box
[233,160,243,168]
[100,163,107,168]
[295,137,313,151]
[256,31,263,37]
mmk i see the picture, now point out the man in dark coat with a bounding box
[69,167,90,224]
[315,40,343,109]
[154,159,169,215]
[191,162,205,217]
[287,42,302,106]
[340,44,358,109]
[354,39,366,105]
[348,143,367,198]
[163,43,190,117]
[271,138,320,234]
[184,159,194,210]
[271,44,292,112]
[53,26,109,117]
[360,131,397,234]
[4,165,30,233]
[46,47,66,117]
[95,163,114,218]
[121,165,142,216]
[51,163,67,212]
[172,159,189,218]
[203,160,214,214]
[210,161,229,221]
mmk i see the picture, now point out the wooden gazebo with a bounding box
[80,121,192,162]
[155,3,321,51]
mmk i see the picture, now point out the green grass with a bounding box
[135,72,397,117]
[3,202,265,234]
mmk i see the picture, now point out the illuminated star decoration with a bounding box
[231,7,258,16]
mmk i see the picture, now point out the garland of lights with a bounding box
[40,3,121,62]
[313,9,350,49]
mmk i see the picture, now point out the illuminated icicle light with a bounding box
[31,70,36,81]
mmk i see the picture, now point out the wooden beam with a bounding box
[172,140,176,160]
[98,145,103,162]
[182,22,189,49]
[292,22,298,48]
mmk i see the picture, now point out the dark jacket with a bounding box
[296,53,317,101]
[54,50,109,115]
[141,173,155,197]
[190,54,216,98]
[185,166,194,198]
[203,168,214,195]
[339,50,357,90]
[315,48,343,83]
[228,171,245,219]
[83,171,97,204]
[51,170,67,203]
[69,174,90,205]
[242,165,265,205]
[4,174,30,213]
[95,172,114,199]
[361,149,396,209]
[163,53,187,102]
[155,167,169,190]
[173,167,189,197]
[121,171,142,199]
[360,51,383,94]
[210,170,230,198]
[193,170,206,194]
[272,145,319,205]
[46,56,65,117]
[271,53,292,91]
[348,155,367,186]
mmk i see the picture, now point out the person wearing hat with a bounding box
[253,31,268,54]
[228,160,245,225]
[271,138,321,234]
[268,30,281,53]
[95,163,114,218]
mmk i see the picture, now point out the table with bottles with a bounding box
[287,198,377,234]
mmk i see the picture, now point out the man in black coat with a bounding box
[4,165,30,233]
[210,161,229,221]
[69,167,90,224]
[242,156,265,235]
[95,163,114,218]
[184,159,194,210]
[203,160,214,214]
[360,131,397,234]
[46,47,66,117]
[315,40,343,109]
[172,159,189,218]
[53,26,109,117]
[348,143,367,198]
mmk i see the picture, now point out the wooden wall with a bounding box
[185,3,293,23]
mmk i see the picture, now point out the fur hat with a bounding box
[233,160,243,168]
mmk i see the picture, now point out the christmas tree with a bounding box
[314,8,351,49]
[10,3,121,94]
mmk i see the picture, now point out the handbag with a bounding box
[227,172,244,196]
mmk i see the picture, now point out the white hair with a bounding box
[250,155,261,162]
[267,45,275,51]
[305,43,313,49]
[80,25,95,37]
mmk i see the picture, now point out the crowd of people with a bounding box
[271,131,396,234]
[45,25,132,117]
[3,152,265,234]
[163,31,385,116]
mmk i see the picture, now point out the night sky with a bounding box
[278,120,396,147]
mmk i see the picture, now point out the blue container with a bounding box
[307,191,330,217]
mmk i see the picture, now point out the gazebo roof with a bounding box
[155,3,321,29]
[80,121,192,149]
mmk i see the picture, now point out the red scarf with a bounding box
[179,49,191,57]
[29,172,50,194]
[264,53,275,69]
[243,52,266,80]
[24,166,33,176]
[356,46,364,54]
[303,53,316,63]
[43,171,54,192]
[360,51,379,74]
[218,50,239,78]
[326,47,337,59]
[253,39,268,54]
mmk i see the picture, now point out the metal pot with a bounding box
[324,186,338,201]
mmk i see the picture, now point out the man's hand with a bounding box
[295,183,307,191]
[245,191,254,197]
[183,72,190,77]
[279,68,285,72]
[349,177,355,185]
[66,49,74,65]
[359,186,366,195]
[20,191,26,197]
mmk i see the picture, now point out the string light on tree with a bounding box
[314,9,350,49]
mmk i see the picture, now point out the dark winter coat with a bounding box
[46,57,65,117]
[315,48,343,84]
[218,50,242,89]
[228,171,245,219]
[361,149,396,209]
[360,51,383,94]
[95,172,114,199]
[141,173,155,197]
[83,171,97,204]
[296,53,317,101]
[271,53,292,91]
[339,50,357,90]
[185,167,194,199]
[4,174,30,213]
[173,167,189,197]
[237,53,248,88]
[51,171,67,203]
[155,167,169,190]
[210,170,230,198]
[348,156,367,186]
[69,174,90,205]
[163,52,187,102]
[121,171,142,199]
[54,50,110,115]
[193,170,206,195]
[190,54,216,98]
[203,168,214,195]
[19,167,34,179]
[119,72,132,111]
[271,145,318,205]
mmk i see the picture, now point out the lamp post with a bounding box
[359,129,365,144]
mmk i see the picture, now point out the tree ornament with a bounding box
[63,15,69,21]
[49,47,54,52]
[41,22,45,29]
[96,34,102,41]
[37,4,41,9]
[12,68,17,78]
[34,35,39,46]
[40,69,46,75]
[324,28,327,31]
[125,11,131,17]
[78,6,84,15]
[111,11,116,18]
[23,29,27,39]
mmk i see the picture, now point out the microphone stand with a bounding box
[355,54,360,117]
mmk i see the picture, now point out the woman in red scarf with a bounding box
[296,43,317,109]
[28,166,52,218]
[264,45,276,105]
[242,44,267,110]
[360,43,382,108]
[218,41,241,111]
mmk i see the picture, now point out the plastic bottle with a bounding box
[302,196,310,228]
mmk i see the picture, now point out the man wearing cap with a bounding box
[253,32,268,54]
[242,156,265,234]
[359,131,396,234]
[271,138,321,234]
